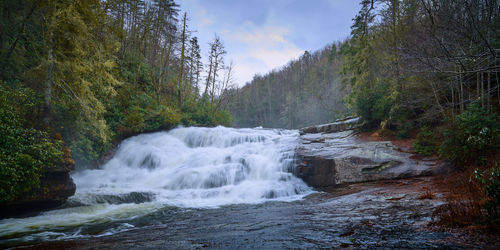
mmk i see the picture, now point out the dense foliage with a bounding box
[342,0,500,133]
[474,167,500,220]
[440,103,500,166]
[412,126,436,156]
[0,0,233,169]
[341,0,500,225]
[227,44,349,129]
[0,86,64,202]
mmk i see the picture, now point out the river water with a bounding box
[1,126,484,248]
[0,126,313,245]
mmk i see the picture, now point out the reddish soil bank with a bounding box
[357,131,416,153]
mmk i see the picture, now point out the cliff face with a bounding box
[0,164,76,218]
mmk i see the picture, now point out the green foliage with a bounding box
[413,126,436,156]
[69,128,109,166]
[182,99,231,127]
[0,86,64,203]
[0,0,233,187]
[474,166,500,219]
[350,79,393,129]
[440,103,500,166]
[396,123,412,139]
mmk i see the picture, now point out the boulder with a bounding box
[299,117,360,135]
[295,130,452,188]
[0,164,76,218]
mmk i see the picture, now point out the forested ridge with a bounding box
[227,43,348,129]
[0,0,233,202]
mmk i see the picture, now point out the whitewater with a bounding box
[0,126,313,243]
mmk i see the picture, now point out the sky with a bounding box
[178,0,361,87]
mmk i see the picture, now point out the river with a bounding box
[0,127,313,245]
[0,127,481,248]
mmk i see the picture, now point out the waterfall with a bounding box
[0,126,312,243]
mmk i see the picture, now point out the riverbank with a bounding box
[6,175,498,249]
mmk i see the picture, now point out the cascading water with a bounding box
[0,126,313,244]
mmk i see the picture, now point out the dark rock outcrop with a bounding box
[0,164,76,218]
[295,130,452,188]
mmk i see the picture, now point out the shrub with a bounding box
[352,80,392,129]
[0,86,64,203]
[432,169,486,227]
[125,105,145,132]
[413,126,436,156]
[474,166,500,219]
[440,103,500,166]
[396,123,412,139]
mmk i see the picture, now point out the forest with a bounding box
[1,0,499,229]
[227,43,348,129]
[229,0,500,164]
[339,0,500,167]
[0,0,233,202]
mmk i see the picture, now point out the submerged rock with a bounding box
[0,164,76,218]
[295,130,452,188]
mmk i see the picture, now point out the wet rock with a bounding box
[295,130,453,188]
[299,117,360,135]
[0,164,76,218]
[84,146,119,170]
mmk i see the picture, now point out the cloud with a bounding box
[225,24,303,85]
[179,0,360,87]
[197,9,214,29]
[233,24,288,45]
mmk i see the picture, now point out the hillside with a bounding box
[227,43,349,129]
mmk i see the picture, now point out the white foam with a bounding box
[0,126,312,242]
[72,126,311,207]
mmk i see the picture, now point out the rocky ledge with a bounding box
[295,129,452,188]
[299,117,360,135]
[0,165,76,218]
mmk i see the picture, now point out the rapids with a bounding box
[0,126,312,244]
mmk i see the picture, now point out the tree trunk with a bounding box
[44,47,54,125]
[451,78,455,115]
[481,71,484,107]
[431,80,445,116]
[177,13,187,108]
[210,62,217,105]
[496,71,499,107]
[460,71,464,112]
[204,60,212,99]
[477,72,480,103]
[487,71,490,111]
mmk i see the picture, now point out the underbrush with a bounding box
[433,169,484,227]
[433,157,500,231]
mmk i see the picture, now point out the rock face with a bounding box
[0,165,76,218]
[299,117,360,135]
[295,130,452,188]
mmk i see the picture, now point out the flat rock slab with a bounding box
[299,117,360,135]
[295,130,452,188]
